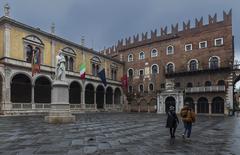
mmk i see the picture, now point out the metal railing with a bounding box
[185,85,225,93]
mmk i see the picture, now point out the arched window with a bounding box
[128,68,134,78]
[69,57,74,71]
[128,85,133,93]
[139,51,145,60]
[151,64,159,75]
[139,84,144,93]
[151,49,158,57]
[23,35,44,64]
[187,82,193,87]
[205,81,212,86]
[128,54,133,62]
[149,83,154,91]
[218,80,225,86]
[91,56,101,76]
[166,45,174,55]
[209,56,220,69]
[26,45,33,63]
[64,56,69,71]
[166,63,175,74]
[189,59,198,71]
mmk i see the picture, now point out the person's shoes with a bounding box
[182,134,185,139]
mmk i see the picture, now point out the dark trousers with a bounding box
[183,122,192,138]
[169,127,176,137]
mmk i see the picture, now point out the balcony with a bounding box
[185,85,225,93]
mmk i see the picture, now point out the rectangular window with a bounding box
[199,41,207,49]
[161,83,165,88]
[175,82,180,88]
[214,38,223,46]
[185,44,192,51]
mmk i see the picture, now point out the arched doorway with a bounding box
[106,87,113,105]
[69,81,81,104]
[96,85,104,109]
[149,98,157,112]
[34,76,51,103]
[197,97,209,113]
[85,84,94,104]
[114,88,121,105]
[212,97,224,114]
[184,97,195,111]
[11,74,31,103]
[165,96,176,112]
[139,99,147,112]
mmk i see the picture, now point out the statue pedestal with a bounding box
[45,80,76,123]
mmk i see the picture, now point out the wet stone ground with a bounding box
[0,113,239,155]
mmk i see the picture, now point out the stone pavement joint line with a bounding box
[0,113,239,155]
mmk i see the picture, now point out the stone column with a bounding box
[209,102,212,115]
[195,102,197,114]
[31,85,35,110]
[81,88,85,109]
[3,24,11,57]
[94,91,97,110]
[104,92,106,109]
[112,94,115,106]
[3,69,11,113]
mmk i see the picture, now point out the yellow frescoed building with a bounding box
[0,8,125,115]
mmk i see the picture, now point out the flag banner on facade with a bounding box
[80,64,86,79]
[32,48,41,76]
[121,74,128,90]
[98,67,107,86]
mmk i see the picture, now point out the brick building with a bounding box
[101,10,234,115]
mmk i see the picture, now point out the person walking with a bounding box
[166,106,179,138]
[180,102,196,140]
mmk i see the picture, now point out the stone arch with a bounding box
[34,76,51,103]
[149,98,157,112]
[114,87,121,105]
[11,73,32,103]
[165,96,176,112]
[212,97,224,114]
[96,85,105,109]
[85,83,95,104]
[106,87,113,104]
[139,98,147,112]
[69,81,81,104]
[197,97,209,113]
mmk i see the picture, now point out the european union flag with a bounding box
[98,67,107,86]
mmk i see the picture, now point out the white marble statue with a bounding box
[55,50,66,81]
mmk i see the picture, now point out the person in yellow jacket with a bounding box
[180,102,196,139]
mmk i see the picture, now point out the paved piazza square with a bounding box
[0,113,239,155]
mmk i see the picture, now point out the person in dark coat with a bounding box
[166,106,179,138]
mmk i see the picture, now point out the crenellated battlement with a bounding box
[100,10,232,55]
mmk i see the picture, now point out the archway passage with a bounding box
[114,88,121,105]
[96,85,104,109]
[34,77,51,103]
[85,84,94,104]
[212,97,224,114]
[165,96,176,112]
[184,97,195,111]
[106,87,113,104]
[197,97,209,113]
[11,74,31,103]
[149,98,157,112]
[69,81,81,104]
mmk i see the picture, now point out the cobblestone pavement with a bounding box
[0,113,239,155]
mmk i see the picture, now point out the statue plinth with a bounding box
[45,80,76,123]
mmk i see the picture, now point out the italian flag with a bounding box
[80,64,86,79]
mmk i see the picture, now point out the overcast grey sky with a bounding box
[0,0,239,59]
